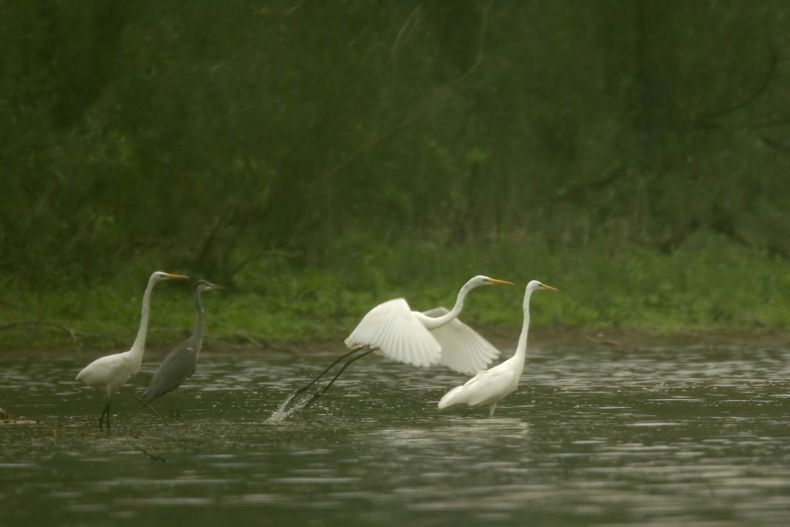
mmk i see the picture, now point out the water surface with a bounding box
[2,342,790,526]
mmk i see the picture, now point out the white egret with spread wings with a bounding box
[291,275,513,408]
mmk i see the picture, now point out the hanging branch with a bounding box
[694,41,779,128]
[0,320,78,341]
[759,133,790,154]
[321,1,494,182]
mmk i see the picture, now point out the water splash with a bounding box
[266,391,312,423]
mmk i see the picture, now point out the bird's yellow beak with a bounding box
[163,273,190,281]
[486,278,514,286]
[541,283,559,292]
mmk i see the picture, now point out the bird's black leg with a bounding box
[290,347,369,400]
[99,400,111,430]
[134,392,162,418]
[304,348,375,408]
[173,389,182,418]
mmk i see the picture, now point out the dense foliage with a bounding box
[1,1,788,344]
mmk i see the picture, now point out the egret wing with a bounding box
[76,352,127,387]
[438,366,516,409]
[422,307,501,375]
[345,298,441,368]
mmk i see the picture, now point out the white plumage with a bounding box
[345,299,441,368]
[438,280,557,417]
[343,275,512,375]
[75,271,189,429]
[422,307,500,374]
[77,353,137,396]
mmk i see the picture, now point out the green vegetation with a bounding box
[1,1,789,349]
[2,234,787,350]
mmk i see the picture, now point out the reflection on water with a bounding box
[2,343,790,526]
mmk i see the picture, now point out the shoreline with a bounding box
[3,327,788,355]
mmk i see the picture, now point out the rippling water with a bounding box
[2,341,790,526]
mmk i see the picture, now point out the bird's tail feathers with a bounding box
[140,389,154,406]
[437,385,465,409]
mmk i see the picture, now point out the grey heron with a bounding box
[140,279,222,408]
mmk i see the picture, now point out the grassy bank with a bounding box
[1,234,788,352]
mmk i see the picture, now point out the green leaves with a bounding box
[0,1,787,323]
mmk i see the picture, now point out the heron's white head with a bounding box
[465,275,514,289]
[526,280,558,294]
[151,271,190,282]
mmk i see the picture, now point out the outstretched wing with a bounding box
[345,298,441,368]
[422,307,501,375]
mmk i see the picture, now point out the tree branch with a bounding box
[695,41,779,126]
[321,1,493,181]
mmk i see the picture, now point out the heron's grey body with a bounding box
[141,280,220,406]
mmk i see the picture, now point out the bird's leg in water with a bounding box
[173,390,182,418]
[487,403,497,418]
[134,393,162,418]
[99,400,111,430]
[290,347,370,400]
[304,348,376,408]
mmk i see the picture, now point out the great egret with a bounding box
[75,271,189,429]
[141,279,222,408]
[438,280,557,417]
[291,275,513,408]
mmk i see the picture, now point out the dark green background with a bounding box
[2,1,788,345]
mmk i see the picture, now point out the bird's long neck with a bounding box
[422,283,472,329]
[511,289,534,377]
[191,288,205,348]
[129,276,157,364]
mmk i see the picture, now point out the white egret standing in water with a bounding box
[290,275,513,409]
[76,271,189,429]
[438,280,557,417]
